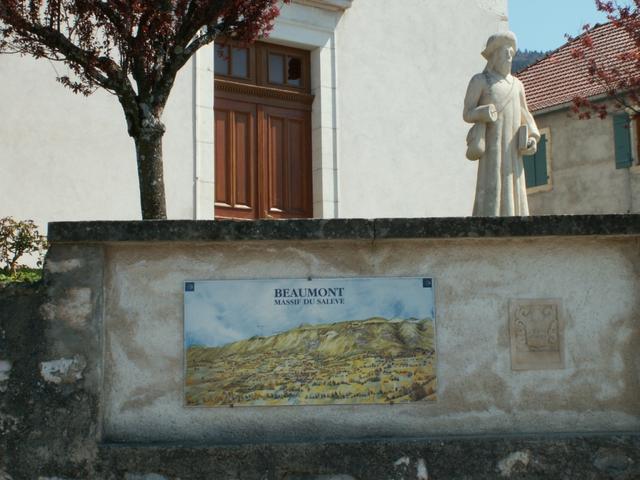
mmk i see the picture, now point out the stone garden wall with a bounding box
[0,215,639,479]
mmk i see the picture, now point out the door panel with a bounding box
[267,115,286,212]
[214,110,229,205]
[288,119,305,212]
[261,105,311,219]
[234,112,252,208]
[214,99,257,220]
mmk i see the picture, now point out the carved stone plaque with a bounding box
[509,299,564,371]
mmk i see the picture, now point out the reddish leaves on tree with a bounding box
[0,0,289,97]
[571,0,640,119]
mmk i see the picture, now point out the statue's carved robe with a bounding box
[464,72,540,216]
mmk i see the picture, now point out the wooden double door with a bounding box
[213,40,314,219]
[214,99,311,219]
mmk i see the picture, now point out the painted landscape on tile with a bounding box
[184,278,436,407]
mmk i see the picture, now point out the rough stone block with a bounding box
[0,360,11,392]
[124,475,168,480]
[40,355,86,384]
[284,476,356,480]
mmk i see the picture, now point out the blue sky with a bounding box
[509,0,610,52]
[184,278,435,347]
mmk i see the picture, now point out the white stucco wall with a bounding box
[0,54,195,228]
[334,0,508,217]
[528,107,640,215]
[92,236,639,442]
[1,55,137,226]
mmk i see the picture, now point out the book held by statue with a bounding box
[518,125,529,152]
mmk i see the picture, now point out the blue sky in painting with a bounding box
[184,277,435,348]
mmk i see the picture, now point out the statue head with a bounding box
[482,31,517,76]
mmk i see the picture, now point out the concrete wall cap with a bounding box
[47,214,640,243]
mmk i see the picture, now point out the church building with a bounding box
[0,0,508,229]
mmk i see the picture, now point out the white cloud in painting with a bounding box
[185,277,435,347]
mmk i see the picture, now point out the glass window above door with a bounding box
[215,41,309,92]
[214,44,250,79]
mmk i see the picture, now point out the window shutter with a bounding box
[613,112,633,169]
[523,134,547,188]
[535,134,548,186]
[523,151,537,189]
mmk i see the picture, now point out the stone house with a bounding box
[518,21,640,215]
[0,0,508,229]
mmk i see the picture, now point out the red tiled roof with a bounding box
[517,21,637,112]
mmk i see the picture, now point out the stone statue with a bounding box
[463,31,540,216]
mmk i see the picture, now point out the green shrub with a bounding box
[0,268,43,284]
[0,217,48,282]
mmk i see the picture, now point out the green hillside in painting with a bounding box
[185,317,437,407]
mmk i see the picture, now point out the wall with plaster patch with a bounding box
[0,216,639,479]
[100,236,640,442]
